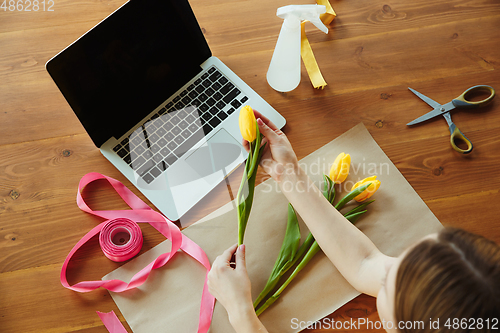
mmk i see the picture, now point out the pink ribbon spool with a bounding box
[61,173,215,333]
[99,218,143,262]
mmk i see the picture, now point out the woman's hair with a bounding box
[395,227,500,332]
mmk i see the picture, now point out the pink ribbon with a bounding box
[61,172,215,333]
[97,311,128,333]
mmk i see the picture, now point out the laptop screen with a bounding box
[46,0,211,147]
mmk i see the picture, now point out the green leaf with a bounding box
[321,175,335,204]
[345,200,375,217]
[335,183,371,210]
[292,233,315,266]
[327,177,336,204]
[256,241,321,316]
[344,210,367,224]
[287,241,321,282]
[321,174,330,200]
[253,204,301,308]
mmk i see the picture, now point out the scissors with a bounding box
[407,85,495,154]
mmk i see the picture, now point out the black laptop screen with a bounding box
[46,0,211,147]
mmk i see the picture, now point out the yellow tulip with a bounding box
[351,176,381,202]
[239,105,257,142]
[329,153,350,184]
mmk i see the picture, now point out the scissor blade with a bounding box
[407,108,443,126]
[408,87,442,109]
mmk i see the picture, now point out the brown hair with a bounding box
[395,227,500,332]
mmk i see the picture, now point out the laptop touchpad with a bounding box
[184,128,244,184]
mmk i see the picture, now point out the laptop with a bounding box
[46,0,286,221]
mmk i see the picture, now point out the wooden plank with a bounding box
[0,10,499,146]
[189,0,500,58]
[325,0,500,42]
[270,70,500,159]
[303,294,384,333]
[427,189,500,243]
[0,134,150,272]
[0,262,128,333]
[383,126,500,201]
[227,14,500,105]
[2,0,498,39]
[0,0,126,34]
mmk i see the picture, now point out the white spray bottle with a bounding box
[266,5,329,92]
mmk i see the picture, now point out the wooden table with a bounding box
[1,0,499,332]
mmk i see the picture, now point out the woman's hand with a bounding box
[243,110,299,183]
[208,244,268,333]
[208,244,252,313]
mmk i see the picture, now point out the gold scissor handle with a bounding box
[452,85,495,109]
[450,124,473,154]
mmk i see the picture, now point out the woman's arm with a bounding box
[254,114,395,297]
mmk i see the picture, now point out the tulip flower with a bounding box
[329,152,350,184]
[322,153,350,203]
[239,105,257,143]
[351,176,381,202]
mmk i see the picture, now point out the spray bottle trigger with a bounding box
[300,5,328,34]
[308,17,328,34]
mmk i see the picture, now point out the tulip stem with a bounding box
[238,169,257,245]
[237,128,265,246]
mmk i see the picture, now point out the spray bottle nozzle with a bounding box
[277,5,328,33]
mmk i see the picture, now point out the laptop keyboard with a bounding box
[112,66,248,184]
